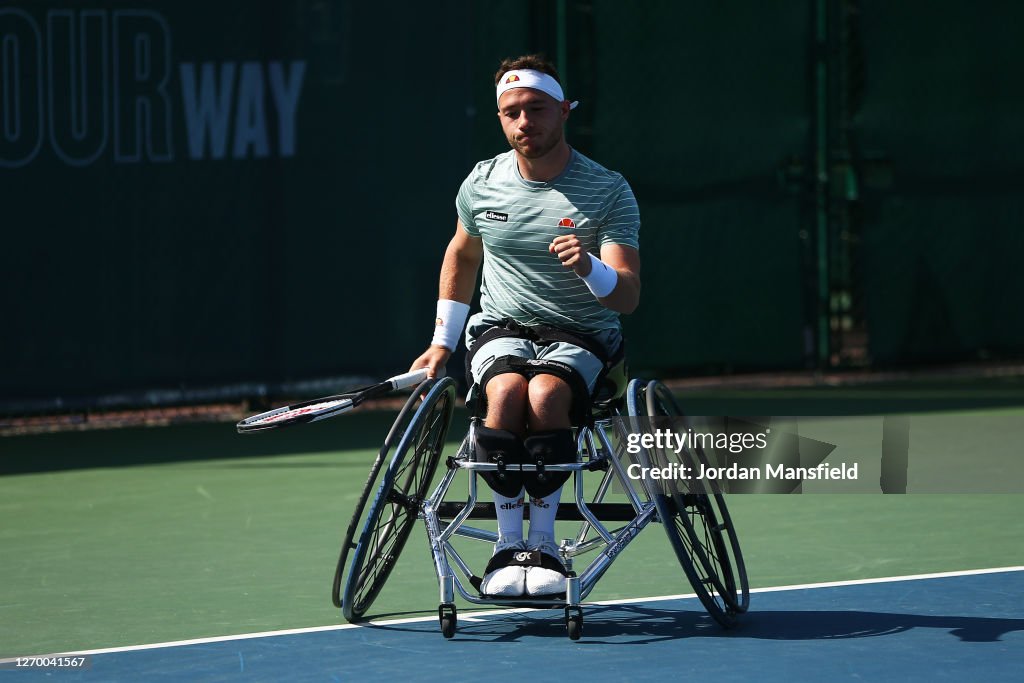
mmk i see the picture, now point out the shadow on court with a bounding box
[361,604,1024,644]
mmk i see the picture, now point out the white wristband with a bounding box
[431,299,470,351]
[580,253,618,298]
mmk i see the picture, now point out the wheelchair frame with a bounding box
[332,376,748,640]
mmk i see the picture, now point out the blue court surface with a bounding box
[4,567,1021,682]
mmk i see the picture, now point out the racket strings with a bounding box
[247,398,352,426]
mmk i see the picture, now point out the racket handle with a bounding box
[388,368,430,390]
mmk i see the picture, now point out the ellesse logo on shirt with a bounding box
[485,211,509,222]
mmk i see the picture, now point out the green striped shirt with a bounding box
[456,149,640,337]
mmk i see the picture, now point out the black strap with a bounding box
[490,548,568,575]
[469,548,569,594]
[483,548,537,573]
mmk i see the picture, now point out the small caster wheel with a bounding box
[439,603,457,639]
[565,606,583,641]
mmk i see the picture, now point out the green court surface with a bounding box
[2,379,1023,658]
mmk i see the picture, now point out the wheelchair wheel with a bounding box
[624,377,647,417]
[632,380,749,625]
[658,490,747,627]
[336,376,456,622]
[645,379,681,419]
[331,377,431,609]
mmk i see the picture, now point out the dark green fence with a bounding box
[2,0,476,409]
[856,1,1024,364]
[2,0,1021,413]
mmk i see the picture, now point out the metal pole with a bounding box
[815,0,830,368]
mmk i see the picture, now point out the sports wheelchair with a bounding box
[331,373,749,640]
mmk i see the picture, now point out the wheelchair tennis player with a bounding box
[411,54,641,599]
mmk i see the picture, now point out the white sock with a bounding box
[493,489,525,548]
[527,487,563,549]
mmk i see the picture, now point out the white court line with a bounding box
[3,564,1021,663]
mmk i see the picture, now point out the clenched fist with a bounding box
[549,234,593,276]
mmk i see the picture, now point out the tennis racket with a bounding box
[237,368,430,434]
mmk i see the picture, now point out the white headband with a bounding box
[496,69,579,110]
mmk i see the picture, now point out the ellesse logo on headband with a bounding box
[505,74,520,84]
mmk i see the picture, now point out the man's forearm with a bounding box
[598,270,640,314]
[439,242,480,303]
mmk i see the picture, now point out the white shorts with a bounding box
[464,316,621,403]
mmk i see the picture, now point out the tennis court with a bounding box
[5,570,1021,681]
[2,379,1022,680]
[4,2,1023,680]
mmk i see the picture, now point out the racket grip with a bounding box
[388,368,430,390]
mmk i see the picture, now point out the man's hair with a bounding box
[494,54,562,86]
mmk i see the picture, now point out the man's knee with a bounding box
[527,374,573,430]
[484,372,529,429]
[532,370,573,403]
[486,372,530,405]
[523,358,592,427]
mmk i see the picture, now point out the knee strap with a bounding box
[477,356,591,426]
[523,429,575,498]
[473,425,526,498]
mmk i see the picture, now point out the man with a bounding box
[411,54,640,598]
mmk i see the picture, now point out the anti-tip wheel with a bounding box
[440,604,457,639]
[565,606,583,641]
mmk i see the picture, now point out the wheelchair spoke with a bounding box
[353,500,414,608]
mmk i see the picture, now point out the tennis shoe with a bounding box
[479,538,527,597]
[524,536,568,596]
